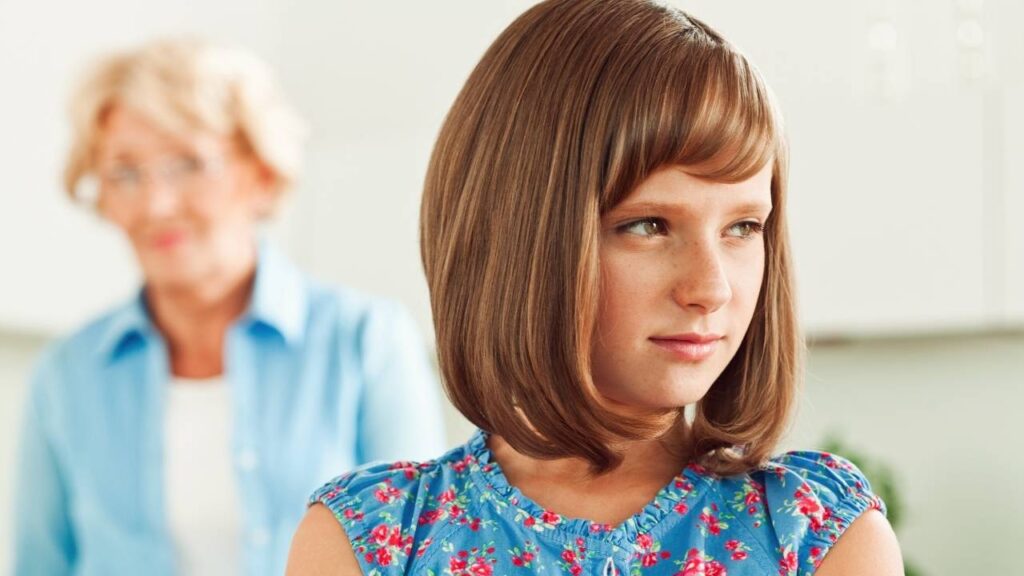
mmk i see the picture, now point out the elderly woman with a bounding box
[13,38,446,576]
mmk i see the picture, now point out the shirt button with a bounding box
[237,449,260,472]
[251,528,271,548]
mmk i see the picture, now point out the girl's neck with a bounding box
[487,421,692,526]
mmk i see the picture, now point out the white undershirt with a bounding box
[165,376,241,576]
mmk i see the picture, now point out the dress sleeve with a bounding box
[762,451,886,575]
[310,461,433,575]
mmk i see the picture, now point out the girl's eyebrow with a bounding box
[607,200,773,218]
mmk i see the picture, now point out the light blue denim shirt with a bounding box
[13,243,448,576]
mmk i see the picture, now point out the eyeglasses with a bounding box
[78,152,231,205]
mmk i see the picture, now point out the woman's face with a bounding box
[591,163,773,412]
[93,105,274,290]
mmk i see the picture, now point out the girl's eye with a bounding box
[726,221,765,239]
[619,217,668,237]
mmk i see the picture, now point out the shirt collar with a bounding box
[97,292,154,362]
[98,241,309,362]
[244,241,309,346]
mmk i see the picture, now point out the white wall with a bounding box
[2,0,1022,338]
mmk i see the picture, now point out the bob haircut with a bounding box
[64,37,306,201]
[421,0,800,475]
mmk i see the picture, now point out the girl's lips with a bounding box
[649,336,722,362]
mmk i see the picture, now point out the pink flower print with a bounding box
[558,540,587,575]
[450,455,474,474]
[541,510,562,525]
[370,524,390,545]
[450,555,468,572]
[797,496,822,516]
[699,510,724,536]
[642,552,659,567]
[469,559,492,576]
[798,496,827,532]
[820,453,852,471]
[675,549,727,575]
[674,478,695,493]
[375,547,393,566]
[523,516,536,528]
[419,509,443,525]
[674,501,690,515]
[374,483,402,504]
[386,526,404,547]
[508,541,539,570]
[724,540,750,562]
[705,561,726,576]
[778,550,798,575]
[439,488,457,504]
[794,482,813,499]
[416,538,433,558]
[389,461,419,480]
[637,533,654,550]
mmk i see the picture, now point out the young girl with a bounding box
[288,1,904,574]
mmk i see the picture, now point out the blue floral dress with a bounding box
[310,430,884,575]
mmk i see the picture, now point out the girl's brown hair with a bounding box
[421,0,800,475]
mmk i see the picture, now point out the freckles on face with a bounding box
[589,163,773,412]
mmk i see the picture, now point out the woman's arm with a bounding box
[814,509,903,575]
[13,357,77,575]
[286,504,363,576]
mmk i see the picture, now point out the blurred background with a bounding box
[1,1,1021,573]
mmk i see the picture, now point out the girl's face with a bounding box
[591,163,773,413]
[94,105,275,290]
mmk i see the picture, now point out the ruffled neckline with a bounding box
[464,429,714,548]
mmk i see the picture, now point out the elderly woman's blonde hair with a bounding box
[64,37,306,199]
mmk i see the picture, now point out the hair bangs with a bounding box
[601,35,783,211]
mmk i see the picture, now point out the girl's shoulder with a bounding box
[709,450,886,573]
[309,442,481,572]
